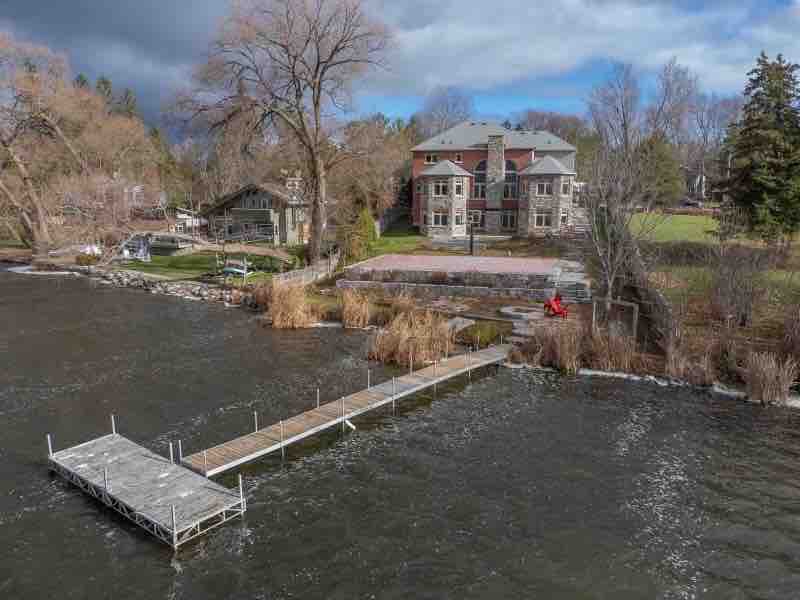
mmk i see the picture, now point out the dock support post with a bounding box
[280,420,285,461]
[341,398,345,434]
[392,377,396,414]
[238,473,246,511]
[103,467,109,493]
[317,387,320,409]
[253,411,259,433]
[169,442,174,464]
[203,450,208,475]
[367,369,371,390]
[171,505,178,548]
[46,434,53,458]
[177,440,183,462]
[111,414,116,435]
[468,349,472,380]
[409,350,413,376]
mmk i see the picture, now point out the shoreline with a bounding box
[504,362,800,409]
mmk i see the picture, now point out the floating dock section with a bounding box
[183,345,511,477]
[48,432,245,549]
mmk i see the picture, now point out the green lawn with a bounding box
[0,239,26,249]
[121,252,282,281]
[632,214,718,243]
[369,222,428,256]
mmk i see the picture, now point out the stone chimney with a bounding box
[486,134,506,210]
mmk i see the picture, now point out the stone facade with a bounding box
[411,121,581,239]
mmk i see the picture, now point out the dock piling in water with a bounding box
[46,433,53,457]
[111,414,116,435]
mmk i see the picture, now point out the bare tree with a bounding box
[179,0,390,260]
[647,58,698,145]
[417,86,474,137]
[688,92,743,200]
[0,32,157,253]
[588,63,642,157]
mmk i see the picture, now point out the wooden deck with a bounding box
[49,434,245,549]
[183,345,511,477]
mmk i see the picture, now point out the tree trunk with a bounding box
[309,154,326,261]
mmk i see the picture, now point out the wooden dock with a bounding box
[183,345,511,477]
[48,432,245,549]
[48,345,509,548]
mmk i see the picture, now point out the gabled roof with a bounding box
[419,160,474,178]
[520,155,576,176]
[412,121,576,153]
[200,182,303,216]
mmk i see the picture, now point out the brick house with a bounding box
[411,121,580,237]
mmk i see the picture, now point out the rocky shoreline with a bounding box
[14,262,260,309]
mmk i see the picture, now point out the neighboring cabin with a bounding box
[411,121,585,238]
[201,175,309,246]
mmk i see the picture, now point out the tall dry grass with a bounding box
[745,352,797,405]
[782,306,800,361]
[267,283,316,329]
[369,310,454,368]
[519,322,582,375]
[389,291,415,317]
[341,289,370,329]
[583,327,636,373]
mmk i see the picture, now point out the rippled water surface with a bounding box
[2,268,800,599]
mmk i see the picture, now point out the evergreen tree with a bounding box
[727,52,800,241]
[74,73,89,89]
[115,88,139,117]
[640,133,684,206]
[95,76,113,104]
[501,119,513,130]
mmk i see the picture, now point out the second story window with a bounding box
[455,178,464,197]
[537,182,553,196]
[433,180,449,196]
[562,181,571,196]
[454,153,463,163]
[425,154,438,164]
[415,181,423,195]
[474,160,486,199]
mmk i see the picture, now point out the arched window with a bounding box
[474,160,486,199]
[505,160,518,198]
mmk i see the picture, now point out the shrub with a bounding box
[710,245,768,326]
[368,310,454,368]
[252,282,273,309]
[76,253,99,266]
[458,321,504,349]
[744,352,798,406]
[267,283,315,329]
[341,289,370,329]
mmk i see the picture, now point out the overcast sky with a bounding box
[1,0,799,126]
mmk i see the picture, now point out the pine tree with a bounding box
[74,73,89,89]
[727,52,800,241]
[95,76,113,104]
[115,88,138,117]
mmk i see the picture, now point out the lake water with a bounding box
[2,267,800,599]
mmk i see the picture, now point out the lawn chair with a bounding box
[544,292,569,319]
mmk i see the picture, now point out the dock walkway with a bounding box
[183,345,510,477]
[48,433,245,549]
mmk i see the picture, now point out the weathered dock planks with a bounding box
[183,345,510,477]
[48,433,245,549]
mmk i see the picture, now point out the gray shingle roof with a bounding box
[412,121,576,152]
[419,160,474,178]
[519,155,576,176]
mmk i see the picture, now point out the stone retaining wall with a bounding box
[344,266,553,290]
[337,279,591,304]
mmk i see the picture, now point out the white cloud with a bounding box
[366,0,800,96]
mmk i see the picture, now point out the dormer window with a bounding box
[454,153,463,163]
[425,154,438,164]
